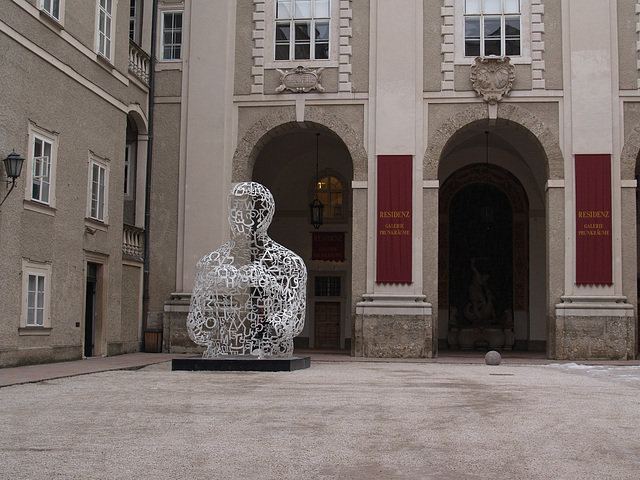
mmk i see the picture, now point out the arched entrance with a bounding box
[435,120,549,353]
[251,123,354,350]
[440,164,528,350]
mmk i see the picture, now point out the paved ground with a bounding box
[1,353,640,479]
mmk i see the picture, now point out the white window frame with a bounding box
[40,0,64,23]
[21,260,52,330]
[124,143,132,196]
[129,0,141,44]
[25,123,58,211]
[160,10,184,61]
[455,0,531,65]
[87,154,110,223]
[264,0,339,68]
[96,0,115,61]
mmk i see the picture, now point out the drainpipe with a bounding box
[142,0,159,350]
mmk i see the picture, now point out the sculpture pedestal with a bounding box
[172,355,310,372]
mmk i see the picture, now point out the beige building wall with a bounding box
[0,0,151,366]
[152,1,638,360]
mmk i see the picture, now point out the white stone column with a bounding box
[554,0,634,359]
[355,0,433,357]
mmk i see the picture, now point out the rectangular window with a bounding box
[124,144,131,196]
[315,276,341,297]
[26,125,57,210]
[464,0,520,57]
[129,0,138,42]
[21,260,52,329]
[97,0,113,60]
[90,161,107,221]
[31,136,52,204]
[275,0,330,61]
[27,274,46,326]
[41,0,61,21]
[162,11,183,60]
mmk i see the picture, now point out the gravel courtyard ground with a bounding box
[1,360,639,479]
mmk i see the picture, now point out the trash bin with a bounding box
[144,329,163,353]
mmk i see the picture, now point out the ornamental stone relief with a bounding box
[470,56,515,104]
[276,66,325,93]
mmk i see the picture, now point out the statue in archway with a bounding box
[463,257,496,326]
[187,182,307,358]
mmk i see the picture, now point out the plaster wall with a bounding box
[423,0,442,92]
[0,37,128,366]
[233,0,254,96]
[180,0,236,291]
[148,103,181,320]
[350,0,370,93]
[542,0,563,90]
[374,0,418,155]
[567,0,615,154]
[618,0,639,90]
[0,0,150,366]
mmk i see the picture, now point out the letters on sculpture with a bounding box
[187,182,307,358]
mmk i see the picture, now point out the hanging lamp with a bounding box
[309,133,324,229]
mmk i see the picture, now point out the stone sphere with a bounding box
[485,350,502,366]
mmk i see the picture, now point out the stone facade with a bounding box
[4,1,640,365]
[0,0,152,367]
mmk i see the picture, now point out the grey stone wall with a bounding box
[358,315,434,358]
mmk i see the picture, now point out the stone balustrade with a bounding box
[123,224,144,260]
[128,40,150,85]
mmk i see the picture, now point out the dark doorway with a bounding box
[85,263,98,357]
[448,183,514,328]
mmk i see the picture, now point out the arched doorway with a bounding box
[440,164,528,350]
[252,124,354,350]
[436,122,548,353]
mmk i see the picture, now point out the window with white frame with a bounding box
[21,260,52,329]
[31,136,52,204]
[129,0,141,44]
[161,11,183,60]
[463,0,521,57]
[275,0,330,61]
[124,143,134,196]
[41,0,62,22]
[97,0,114,60]
[88,156,109,222]
[26,125,57,208]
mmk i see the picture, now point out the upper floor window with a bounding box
[26,124,58,210]
[316,175,343,219]
[464,0,521,57]
[41,0,62,22]
[275,0,330,61]
[97,0,114,60]
[124,144,132,196]
[162,11,183,60]
[129,0,141,44]
[88,155,109,223]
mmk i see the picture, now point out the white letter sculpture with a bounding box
[187,182,307,358]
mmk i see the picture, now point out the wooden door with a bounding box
[314,302,340,349]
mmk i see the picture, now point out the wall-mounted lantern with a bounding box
[0,150,25,207]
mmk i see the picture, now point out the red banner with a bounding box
[575,154,612,285]
[312,232,345,262]
[376,155,412,284]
